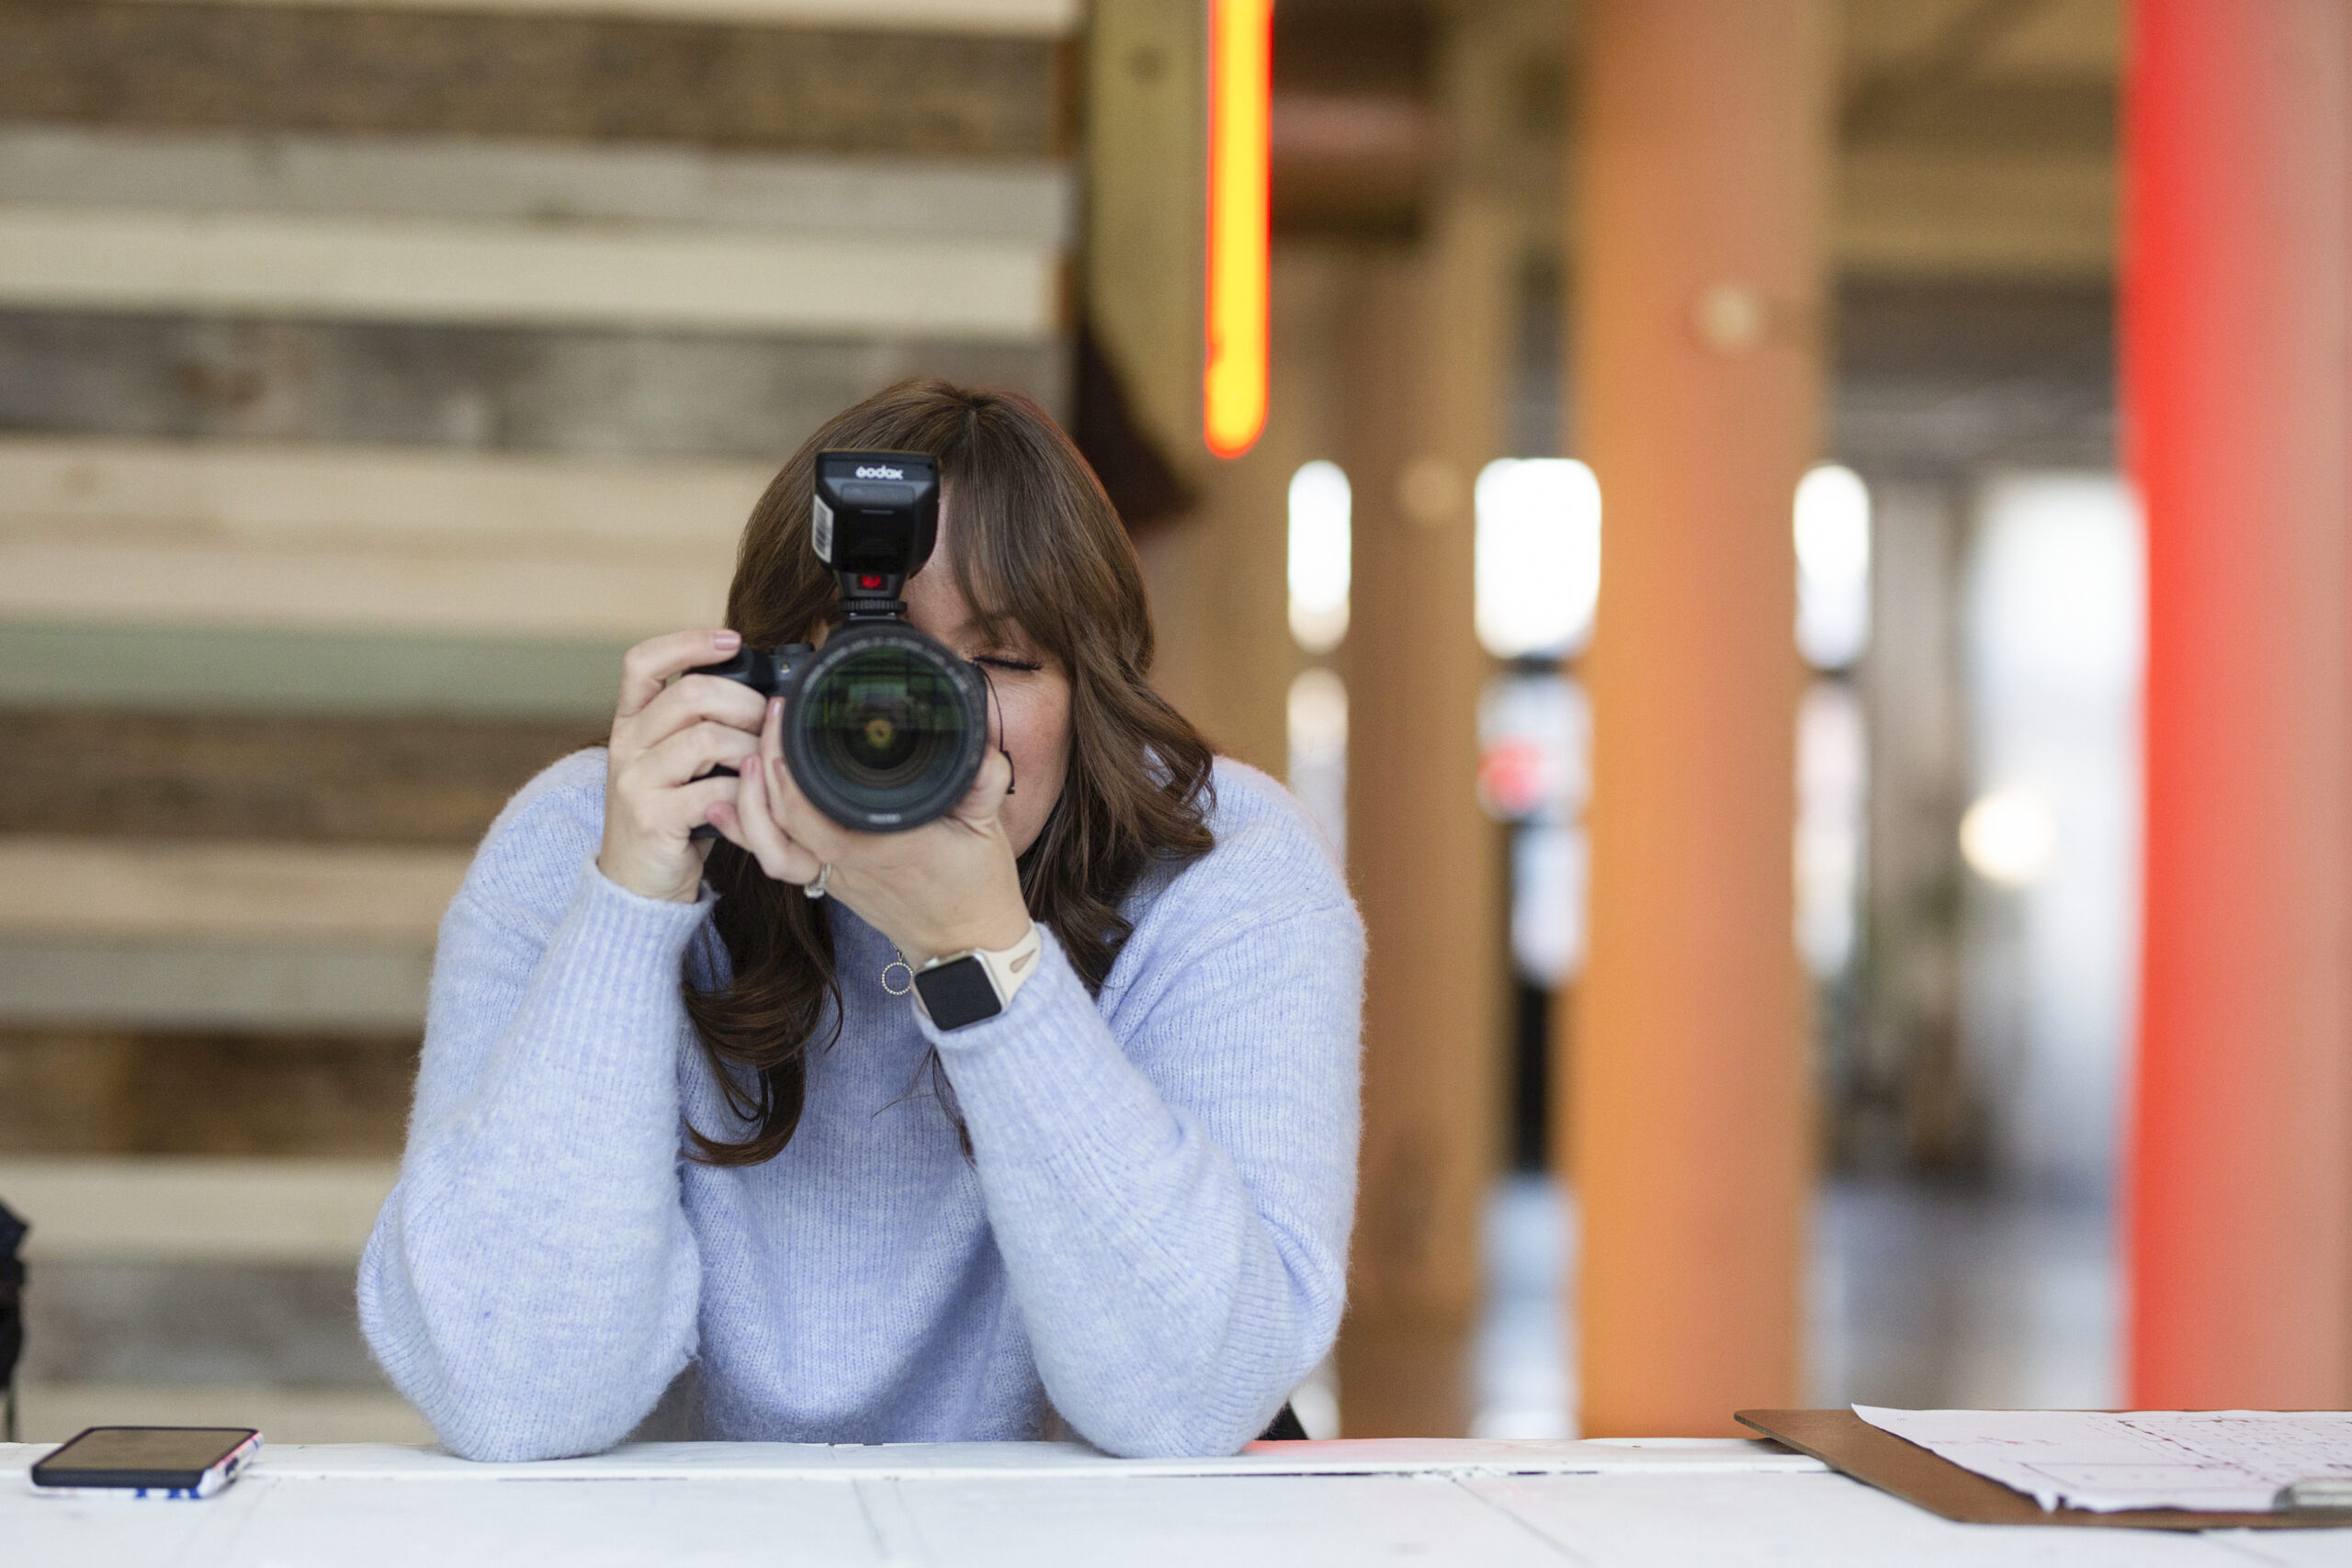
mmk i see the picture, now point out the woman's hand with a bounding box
[598,629,769,904]
[708,698,1034,966]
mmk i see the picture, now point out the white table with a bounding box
[7,1438,2352,1566]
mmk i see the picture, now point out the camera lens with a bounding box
[786,626,985,831]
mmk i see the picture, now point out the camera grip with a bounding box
[686,763,740,842]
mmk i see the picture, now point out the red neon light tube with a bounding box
[1204,0,1272,458]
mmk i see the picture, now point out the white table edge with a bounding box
[3,1436,1827,1484]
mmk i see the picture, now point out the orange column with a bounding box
[1337,236,1508,1438]
[2126,0,2352,1408]
[1568,0,1831,1437]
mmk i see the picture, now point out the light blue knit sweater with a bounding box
[357,750,1363,1461]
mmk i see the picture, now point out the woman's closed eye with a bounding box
[974,654,1044,673]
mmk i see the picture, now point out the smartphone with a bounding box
[28,1427,262,1499]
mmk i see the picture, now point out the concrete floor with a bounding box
[1470,1174,2120,1438]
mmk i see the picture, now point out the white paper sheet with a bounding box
[1854,1404,2352,1513]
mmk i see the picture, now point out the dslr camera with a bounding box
[691,451,989,833]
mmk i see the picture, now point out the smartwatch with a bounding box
[912,923,1046,1031]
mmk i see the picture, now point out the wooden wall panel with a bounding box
[26,1258,384,1387]
[0,0,1081,1372]
[0,312,1066,461]
[0,1,1067,157]
[0,935,433,1032]
[0,1156,399,1253]
[0,207,1060,340]
[0,711,588,843]
[0,840,466,941]
[0,126,1071,239]
[0,435,761,637]
[0,436,765,548]
[0,624,630,718]
[1,538,729,637]
[115,0,1078,30]
[0,1031,416,1156]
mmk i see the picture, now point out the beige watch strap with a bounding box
[978,921,1046,1007]
[914,922,1045,1018]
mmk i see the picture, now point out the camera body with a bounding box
[690,451,989,834]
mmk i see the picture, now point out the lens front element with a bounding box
[786,626,986,831]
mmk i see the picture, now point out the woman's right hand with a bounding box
[597,629,769,903]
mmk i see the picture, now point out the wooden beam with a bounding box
[1839,148,2112,281]
[0,208,1060,339]
[0,1027,421,1152]
[0,710,588,842]
[0,539,727,638]
[1841,0,2058,141]
[1128,249,1318,777]
[1084,1,1290,776]
[0,311,1068,464]
[0,126,1070,243]
[0,1156,398,1262]
[0,2,1067,157]
[113,0,1080,34]
[1082,0,1206,461]
[0,436,762,637]
[0,838,466,942]
[0,439,762,554]
[0,624,630,718]
[0,437,763,551]
[0,939,430,1032]
[1569,0,1830,1437]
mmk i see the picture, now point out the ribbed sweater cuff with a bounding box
[501,858,717,1115]
[915,929,1158,1167]
[563,856,718,964]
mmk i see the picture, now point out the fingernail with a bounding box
[714,630,741,650]
[768,697,783,717]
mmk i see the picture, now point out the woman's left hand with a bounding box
[707,696,1035,966]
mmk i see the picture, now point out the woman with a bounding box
[359,380,1363,1461]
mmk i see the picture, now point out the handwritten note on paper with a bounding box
[1854,1405,2352,1513]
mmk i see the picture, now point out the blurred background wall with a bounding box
[0,0,1077,1439]
[1225,0,2128,1437]
[0,0,2144,1443]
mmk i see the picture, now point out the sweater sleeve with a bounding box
[922,886,1364,1459]
[356,771,709,1461]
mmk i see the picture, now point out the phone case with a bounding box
[29,1430,263,1499]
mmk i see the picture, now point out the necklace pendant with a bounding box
[881,959,914,996]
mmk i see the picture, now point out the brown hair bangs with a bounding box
[683,379,1217,1165]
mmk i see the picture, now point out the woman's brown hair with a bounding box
[683,379,1216,1164]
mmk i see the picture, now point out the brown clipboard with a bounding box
[1736,1408,2350,1530]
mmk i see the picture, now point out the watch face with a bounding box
[914,954,1003,1030]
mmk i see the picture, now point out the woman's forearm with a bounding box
[930,912,1363,1458]
[359,862,708,1461]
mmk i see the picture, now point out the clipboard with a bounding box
[1735,1408,2347,1530]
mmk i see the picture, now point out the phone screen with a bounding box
[36,1427,254,1481]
